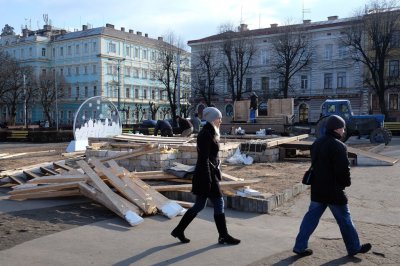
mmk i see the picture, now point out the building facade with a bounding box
[188,16,375,123]
[0,23,191,126]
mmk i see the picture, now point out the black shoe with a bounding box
[171,229,190,243]
[349,243,372,256]
[218,234,241,245]
[293,248,313,257]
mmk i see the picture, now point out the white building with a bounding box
[0,23,191,126]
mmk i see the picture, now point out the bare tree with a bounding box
[155,32,189,126]
[220,25,257,101]
[37,70,66,125]
[1,24,15,36]
[192,43,221,106]
[160,107,170,119]
[133,103,143,122]
[148,101,160,120]
[270,22,313,98]
[342,0,400,118]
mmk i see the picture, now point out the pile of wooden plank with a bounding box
[2,145,260,227]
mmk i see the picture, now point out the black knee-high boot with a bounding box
[214,213,240,245]
[171,209,197,243]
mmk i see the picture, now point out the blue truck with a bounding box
[315,99,392,144]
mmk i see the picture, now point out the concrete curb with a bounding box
[163,182,309,214]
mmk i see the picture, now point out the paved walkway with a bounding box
[0,137,399,265]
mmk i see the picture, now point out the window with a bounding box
[338,45,347,59]
[92,65,97,74]
[108,43,116,53]
[60,68,64,76]
[135,48,139,58]
[246,78,252,92]
[133,68,139,78]
[142,69,148,79]
[75,44,80,54]
[92,42,97,52]
[93,86,97,96]
[261,77,269,94]
[143,88,147,99]
[67,67,71,76]
[135,88,139,99]
[278,76,285,89]
[325,44,333,60]
[67,46,72,55]
[125,67,131,76]
[152,89,156,100]
[75,66,80,75]
[389,93,399,110]
[60,47,64,56]
[126,46,131,57]
[84,86,88,97]
[76,87,80,98]
[41,48,46,56]
[107,64,113,75]
[29,47,33,57]
[151,51,156,61]
[389,60,399,77]
[84,66,88,75]
[301,75,308,90]
[261,49,268,65]
[324,73,333,89]
[391,31,400,48]
[68,87,72,97]
[20,49,24,59]
[84,43,88,53]
[337,72,346,88]
[143,50,148,60]
[372,94,379,109]
[126,88,130,98]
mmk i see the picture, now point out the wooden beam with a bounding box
[91,159,157,215]
[23,170,42,180]
[99,144,159,162]
[53,162,78,172]
[27,174,87,184]
[9,182,81,195]
[8,189,81,200]
[40,167,59,176]
[151,179,260,192]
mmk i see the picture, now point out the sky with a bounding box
[0,0,368,49]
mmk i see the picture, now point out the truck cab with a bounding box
[321,99,353,122]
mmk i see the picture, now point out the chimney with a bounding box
[129,29,134,34]
[22,28,29,37]
[137,31,142,36]
[270,23,278,28]
[82,25,88,31]
[303,19,311,24]
[328,16,339,21]
[145,33,148,37]
[158,37,163,41]
[239,23,248,32]
[105,23,114,29]
[121,27,125,32]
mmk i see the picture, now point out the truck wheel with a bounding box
[383,128,392,142]
[370,128,390,145]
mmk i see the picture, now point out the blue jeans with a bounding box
[189,195,224,215]
[294,201,361,255]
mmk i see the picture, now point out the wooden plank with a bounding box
[40,167,59,176]
[175,200,194,208]
[76,160,143,226]
[265,134,309,148]
[27,174,87,184]
[23,170,42,180]
[8,175,27,185]
[347,146,398,165]
[1,161,54,178]
[91,159,157,215]
[9,182,81,195]
[53,161,79,172]
[221,172,244,181]
[8,189,81,200]
[79,182,142,217]
[152,179,260,192]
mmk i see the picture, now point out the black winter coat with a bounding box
[310,132,351,205]
[191,122,222,197]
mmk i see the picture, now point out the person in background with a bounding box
[171,107,240,245]
[249,92,258,123]
[293,115,371,257]
[176,115,193,137]
[154,120,173,137]
[191,113,202,133]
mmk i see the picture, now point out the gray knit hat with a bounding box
[203,107,222,123]
[326,115,346,131]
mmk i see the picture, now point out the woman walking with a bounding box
[171,107,240,245]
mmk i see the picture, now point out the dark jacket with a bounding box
[177,117,193,131]
[310,132,351,205]
[192,122,222,197]
[154,120,173,137]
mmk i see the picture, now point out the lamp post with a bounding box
[108,58,126,111]
[55,70,59,131]
[23,74,27,128]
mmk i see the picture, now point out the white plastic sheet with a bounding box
[226,148,254,165]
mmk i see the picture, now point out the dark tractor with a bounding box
[316,99,392,144]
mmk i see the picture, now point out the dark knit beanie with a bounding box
[326,115,346,131]
[203,107,222,123]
